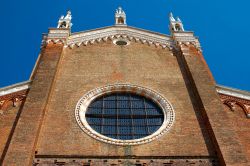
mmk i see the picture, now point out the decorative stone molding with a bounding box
[216,85,250,118]
[41,28,70,47]
[172,31,201,51]
[0,90,28,113]
[113,38,130,46]
[0,81,30,113]
[0,81,30,97]
[42,26,202,50]
[33,157,219,166]
[75,83,175,146]
[67,26,174,49]
[42,26,174,49]
[216,85,250,101]
[218,93,250,118]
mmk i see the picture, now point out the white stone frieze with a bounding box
[66,26,173,49]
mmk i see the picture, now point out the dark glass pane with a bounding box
[119,126,132,135]
[90,100,103,108]
[133,109,145,115]
[130,95,141,101]
[148,118,163,126]
[104,100,116,108]
[118,108,130,115]
[86,93,164,140]
[87,117,101,125]
[117,94,129,100]
[87,107,102,114]
[117,100,130,108]
[134,126,147,135]
[103,126,116,134]
[131,100,144,108]
[106,134,117,139]
[104,108,116,115]
[104,95,116,100]
[147,108,161,115]
[103,117,116,125]
[133,118,146,125]
[118,118,131,125]
[119,135,133,140]
[148,126,161,134]
[92,125,101,132]
[144,101,157,109]
[133,135,142,139]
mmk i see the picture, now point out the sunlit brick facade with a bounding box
[0,8,249,166]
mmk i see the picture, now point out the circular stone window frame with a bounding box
[113,38,130,46]
[75,84,175,146]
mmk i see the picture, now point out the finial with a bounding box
[176,17,182,22]
[115,6,127,26]
[57,10,73,29]
[169,12,185,33]
[169,12,176,22]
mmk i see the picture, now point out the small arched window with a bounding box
[118,17,124,24]
[175,24,182,31]
[59,21,67,28]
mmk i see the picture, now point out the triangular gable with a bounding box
[66,26,174,49]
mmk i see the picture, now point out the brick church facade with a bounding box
[0,8,249,166]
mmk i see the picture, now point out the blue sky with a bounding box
[1,0,250,91]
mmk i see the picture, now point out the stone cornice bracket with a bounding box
[41,28,70,48]
[41,10,72,48]
[172,32,201,52]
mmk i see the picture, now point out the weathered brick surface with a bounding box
[35,40,215,158]
[3,39,248,166]
[2,44,64,165]
[177,44,249,166]
[0,106,21,161]
[222,104,250,164]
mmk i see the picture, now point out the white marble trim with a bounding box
[0,81,31,97]
[216,85,250,101]
[75,83,175,146]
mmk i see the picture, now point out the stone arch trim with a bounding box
[75,83,175,146]
[219,93,250,118]
[0,90,28,113]
[223,99,248,115]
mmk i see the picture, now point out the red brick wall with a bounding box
[2,43,64,165]
[177,44,248,166]
[35,40,215,158]
[3,39,249,165]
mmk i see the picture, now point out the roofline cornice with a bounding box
[216,85,250,101]
[42,25,201,50]
[0,80,31,97]
[71,26,170,38]
[65,26,174,49]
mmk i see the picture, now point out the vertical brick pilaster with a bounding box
[2,43,64,165]
[175,44,248,166]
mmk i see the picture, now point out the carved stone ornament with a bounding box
[66,26,174,49]
[75,83,175,146]
[43,26,177,49]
